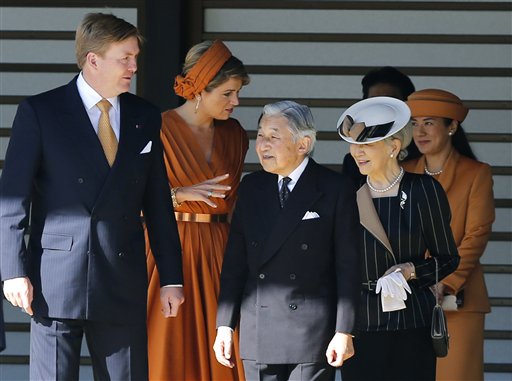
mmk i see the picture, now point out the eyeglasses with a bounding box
[337,115,394,142]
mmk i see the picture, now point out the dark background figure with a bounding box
[342,66,420,184]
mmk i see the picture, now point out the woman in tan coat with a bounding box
[403,89,495,381]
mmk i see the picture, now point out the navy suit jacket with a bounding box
[216,159,361,364]
[0,77,182,324]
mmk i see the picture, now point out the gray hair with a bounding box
[259,100,317,154]
[385,122,413,160]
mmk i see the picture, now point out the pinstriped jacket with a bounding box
[356,172,459,332]
[0,78,183,324]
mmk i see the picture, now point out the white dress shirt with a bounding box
[277,156,309,192]
[76,72,120,141]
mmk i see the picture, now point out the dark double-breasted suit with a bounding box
[217,159,361,365]
[0,77,182,331]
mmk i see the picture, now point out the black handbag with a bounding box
[431,257,449,357]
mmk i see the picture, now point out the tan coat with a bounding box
[403,149,494,313]
[405,149,494,380]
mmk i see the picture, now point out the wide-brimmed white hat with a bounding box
[337,96,411,144]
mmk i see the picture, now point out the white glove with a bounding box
[441,294,458,311]
[376,269,412,312]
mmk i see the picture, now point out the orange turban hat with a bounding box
[174,40,232,100]
[407,89,468,122]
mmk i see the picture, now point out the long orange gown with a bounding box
[146,110,248,381]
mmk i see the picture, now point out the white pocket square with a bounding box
[302,211,320,220]
[140,141,152,154]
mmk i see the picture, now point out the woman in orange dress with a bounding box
[146,40,250,380]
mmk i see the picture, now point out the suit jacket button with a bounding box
[77,178,84,184]
[251,241,258,247]
[87,250,94,256]
[118,252,125,258]
[300,243,308,251]
[289,304,297,310]
[289,273,296,280]
[259,273,265,279]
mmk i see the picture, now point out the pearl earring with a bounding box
[448,131,453,136]
[390,153,394,158]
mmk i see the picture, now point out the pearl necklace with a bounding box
[424,166,443,176]
[367,167,404,193]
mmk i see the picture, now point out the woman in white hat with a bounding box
[404,89,495,381]
[337,97,460,381]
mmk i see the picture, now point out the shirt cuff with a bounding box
[218,326,234,333]
[163,284,183,288]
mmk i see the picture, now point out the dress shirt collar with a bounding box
[77,72,119,112]
[278,156,309,192]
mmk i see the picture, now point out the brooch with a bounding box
[400,191,407,209]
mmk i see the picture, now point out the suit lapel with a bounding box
[259,160,323,267]
[92,93,144,208]
[356,184,394,254]
[58,78,111,177]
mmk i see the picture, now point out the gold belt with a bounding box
[174,212,228,223]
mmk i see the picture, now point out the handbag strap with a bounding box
[433,257,441,307]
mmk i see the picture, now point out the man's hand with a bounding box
[160,287,185,318]
[213,326,235,368]
[326,332,354,367]
[3,276,34,315]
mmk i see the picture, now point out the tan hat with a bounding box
[407,89,468,122]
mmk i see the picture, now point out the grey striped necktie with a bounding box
[279,177,292,208]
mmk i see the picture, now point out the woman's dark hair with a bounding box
[362,66,416,100]
[444,119,477,160]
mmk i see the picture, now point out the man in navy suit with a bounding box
[214,101,361,381]
[0,13,183,380]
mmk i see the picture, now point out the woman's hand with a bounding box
[383,262,416,281]
[174,173,231,208]
[430,282,446,301]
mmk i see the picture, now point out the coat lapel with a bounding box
[92,93,146,208]
[58,78,110,177]
[404,150,458,193]
[436,149,459,193]
[258,160,323,267]
[357,184,394,254]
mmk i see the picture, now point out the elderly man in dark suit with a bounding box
[213,100,361,381]
[0,13,183,380]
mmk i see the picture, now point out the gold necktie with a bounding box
[96,99,118,167]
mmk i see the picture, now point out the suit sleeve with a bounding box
[442,164,495,293]
[333,176,361,334]
[216,177,249,329]
[0,100,41,281]
[411,176,460,288]
[142,111,183,286]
